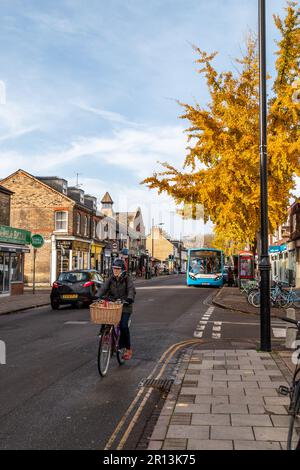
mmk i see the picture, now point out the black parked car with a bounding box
[50,270,104,310]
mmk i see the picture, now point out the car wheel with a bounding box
[51,300,60,310]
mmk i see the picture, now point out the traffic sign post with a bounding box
[31,235,44,294]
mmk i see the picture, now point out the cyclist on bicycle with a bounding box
[99,258,136,360]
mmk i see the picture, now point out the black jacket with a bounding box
[99,273,136,314]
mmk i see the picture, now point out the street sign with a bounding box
[31,234,44,249]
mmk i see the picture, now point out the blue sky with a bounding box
[0,0,290,237]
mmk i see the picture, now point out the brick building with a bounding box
[0,184,30,295]
[1,170,104,286]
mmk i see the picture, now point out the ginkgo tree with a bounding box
[142,1,300,255]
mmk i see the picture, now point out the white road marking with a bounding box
[193,306,215,338]
[196,326,206,331]
[212,333,221,339]
[212,326,222,332]
[64,321,89,325]
[194,331,203,338]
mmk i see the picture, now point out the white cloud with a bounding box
[74,103,141,127]
[0,125,188,178]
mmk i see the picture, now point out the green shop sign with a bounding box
[0,225,31,245]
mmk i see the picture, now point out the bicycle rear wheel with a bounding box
[287,383,300,450]
[98,326,112,377]
[117,348,126,365]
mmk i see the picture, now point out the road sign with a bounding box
[31,234,44,249]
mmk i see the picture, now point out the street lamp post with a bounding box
[259,0,271,351]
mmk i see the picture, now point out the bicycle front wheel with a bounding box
[287,383,300,450]
[98,326,112,377]
[251,292,260,308]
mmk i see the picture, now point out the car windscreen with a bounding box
[189,250,222,275]
[58,272,89,283]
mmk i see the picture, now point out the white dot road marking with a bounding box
[212,333,221,339]
[193,306,215,338]
[212,326,222,332]
[194,331,203,338]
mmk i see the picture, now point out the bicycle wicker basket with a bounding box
[89,301,123,325]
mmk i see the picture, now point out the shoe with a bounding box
[123,349,132,360]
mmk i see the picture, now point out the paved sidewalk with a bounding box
[213,287,300,320]
[0,291,51,315]
[148,347,293,450]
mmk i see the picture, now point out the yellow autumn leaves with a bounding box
[142,1,300,255]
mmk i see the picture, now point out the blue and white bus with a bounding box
[187,248,224,287]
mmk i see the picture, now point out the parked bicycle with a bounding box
[278,317,300,450]
[247,280,291,309]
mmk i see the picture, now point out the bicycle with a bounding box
[278,317,300,450]
[96,299,131,377]
[249,281,291,309]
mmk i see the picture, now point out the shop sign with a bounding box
[269,244,287,254]
[56,240,73,250]
[0,225,31,245]
[73,241,90,252]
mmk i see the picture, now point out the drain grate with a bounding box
[139,378,174,392]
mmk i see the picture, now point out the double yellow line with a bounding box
[104,338,202,450]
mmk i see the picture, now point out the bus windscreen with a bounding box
[189,250,222,276]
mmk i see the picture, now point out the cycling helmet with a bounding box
[112,258,126,271]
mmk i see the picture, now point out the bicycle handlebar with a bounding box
[280,317,300,328]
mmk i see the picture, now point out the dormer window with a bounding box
[80,194,84,204]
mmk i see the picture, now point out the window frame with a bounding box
[55,211,68,233]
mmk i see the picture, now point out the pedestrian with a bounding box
[227,267,234,287]
[99,258,136,360]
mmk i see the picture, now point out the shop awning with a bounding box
[0,243,30,253]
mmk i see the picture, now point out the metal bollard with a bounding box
[285,308,297,349]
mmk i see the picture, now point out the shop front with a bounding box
[269,244,289,285]
[90,242,105,272]
[54,238,91,280]
[0,225,31,296]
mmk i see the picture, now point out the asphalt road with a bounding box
[0,275,287,450]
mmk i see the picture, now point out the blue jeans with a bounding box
[119,311,131,349]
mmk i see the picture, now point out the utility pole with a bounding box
[258,0,271,351]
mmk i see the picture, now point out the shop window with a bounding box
[55,211,68,232]
[10,254,23,282]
